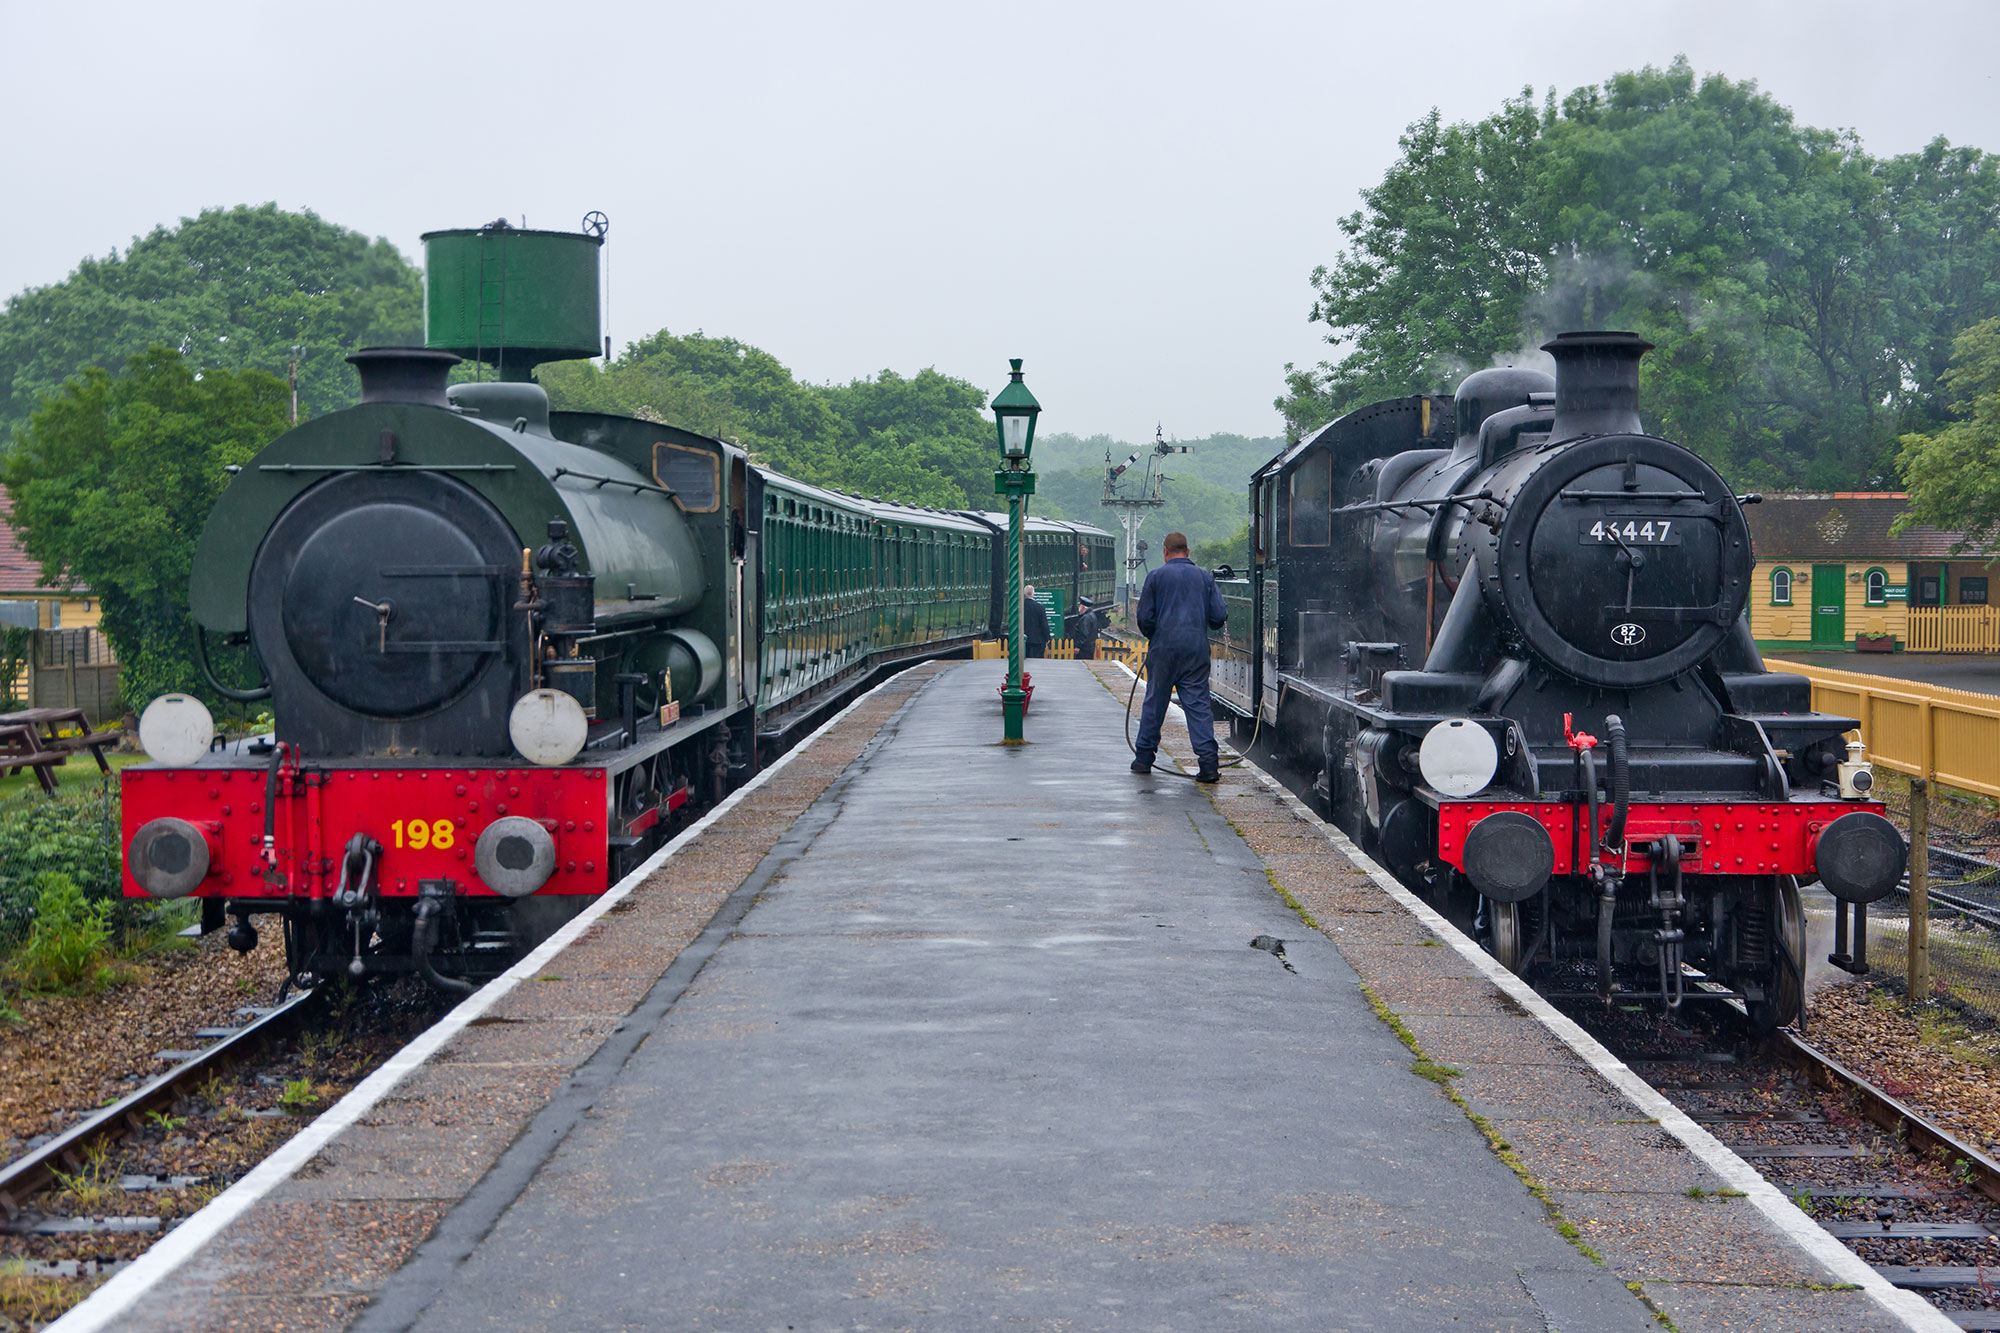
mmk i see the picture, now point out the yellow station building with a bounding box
[1746,492,2000,652]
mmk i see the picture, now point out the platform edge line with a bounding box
[45,667,928,1333]
[1214,731,1955,1333]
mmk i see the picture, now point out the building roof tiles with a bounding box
[1745,491,1992,562]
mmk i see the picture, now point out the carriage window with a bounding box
[1770,568,1792,605]
[1865,568,1888,605]
[1288,452,1332,547]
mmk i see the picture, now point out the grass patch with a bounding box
[0,1264,82,1325]
[1260,867,1321,931]
[279,1078,323,1114]
[0,750,142,803]
[50,1140,123,1212]
[1624,1282,1679,1330]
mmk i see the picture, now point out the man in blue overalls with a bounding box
[1132,532,1228,783]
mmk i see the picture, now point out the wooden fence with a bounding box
[5,629,121,723]
[1906,606,2000,653]
[972,639,1147,669]
[1769,657,2000,798]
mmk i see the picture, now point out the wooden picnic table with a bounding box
[0,706,121,775]
[0,722,67,795]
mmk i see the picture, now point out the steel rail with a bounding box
[0,988,321,1218]
[1779,1029,2000,1206]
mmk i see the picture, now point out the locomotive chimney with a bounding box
[346,347,462,407]
[1540,331,1652,440]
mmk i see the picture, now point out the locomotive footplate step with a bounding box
[362,661,1656,1331]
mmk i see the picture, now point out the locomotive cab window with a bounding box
[1288,451,1331,547]
[653,443,719,512]
[1770,568,1792,605]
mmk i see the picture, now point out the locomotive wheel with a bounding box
[1489,900,1523,972]
[1747,876,1806,1033]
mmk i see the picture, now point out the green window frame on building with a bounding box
[1770,567,1793,605]
[1865,567,1888,606]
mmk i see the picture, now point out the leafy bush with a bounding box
[0,785,122,946]
[11,873,113,992]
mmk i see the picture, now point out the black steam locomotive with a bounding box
[1215,332,1905,1026]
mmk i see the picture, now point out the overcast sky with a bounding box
[3,0,1997,441]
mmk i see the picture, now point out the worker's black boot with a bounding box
[1195,757,1220,784]
[1130,753,1153,774]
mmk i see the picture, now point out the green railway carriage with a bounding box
[756,478,994,719]
[967,513,1116,636]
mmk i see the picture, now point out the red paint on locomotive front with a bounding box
[121,761,611,900]
[1434,798,1890,878]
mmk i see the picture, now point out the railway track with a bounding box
[0,986,323,1224]
[1611,1018,2000,1329]
[0,979,445,1324]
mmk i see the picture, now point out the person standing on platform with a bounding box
[1022,585,1050,659]
[1068,598,1103,661]
[1131,533,1227,783]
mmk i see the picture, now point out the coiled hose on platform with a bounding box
[1122,663,1259,780]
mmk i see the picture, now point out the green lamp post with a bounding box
[991,358,1041,744]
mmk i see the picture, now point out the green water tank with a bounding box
[423,223,602,379]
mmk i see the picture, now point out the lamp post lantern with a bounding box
[991,358,1041,744]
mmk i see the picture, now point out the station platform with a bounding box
[1768,650,2000,697]
[79,660,1933,1333]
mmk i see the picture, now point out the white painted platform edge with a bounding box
[1204,713,1953,1331]
[49,671,921,1333]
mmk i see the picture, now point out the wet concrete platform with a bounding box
[85,660,1930,1332]
[355,662,1663,1331]
[1768,650,2000,696]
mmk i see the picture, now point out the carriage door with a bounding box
[1811,564,1847,646]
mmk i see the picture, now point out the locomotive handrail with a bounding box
[1332,489,1495,517]
[1557,487,1705,502]
[257,463,517,473]
[550,466,676,498]
[194,625,272,703]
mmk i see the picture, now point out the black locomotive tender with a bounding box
[1214,332,1905,1026]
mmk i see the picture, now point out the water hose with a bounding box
[1122,661,1259,780]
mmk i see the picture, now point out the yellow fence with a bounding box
[970,640,1146,669]
[1768,658,2000,798]
[1906,606,2000,653]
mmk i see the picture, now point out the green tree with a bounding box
[543,334,1001,507]
[1193,521,1250,572]
[2,349,288,709]
[815,367,995,505]
[1283,91,1551,438]
[1280,58,2000,491]
[0,205,420,441]
[540,330,843,480]
[1897,318,2000,547]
